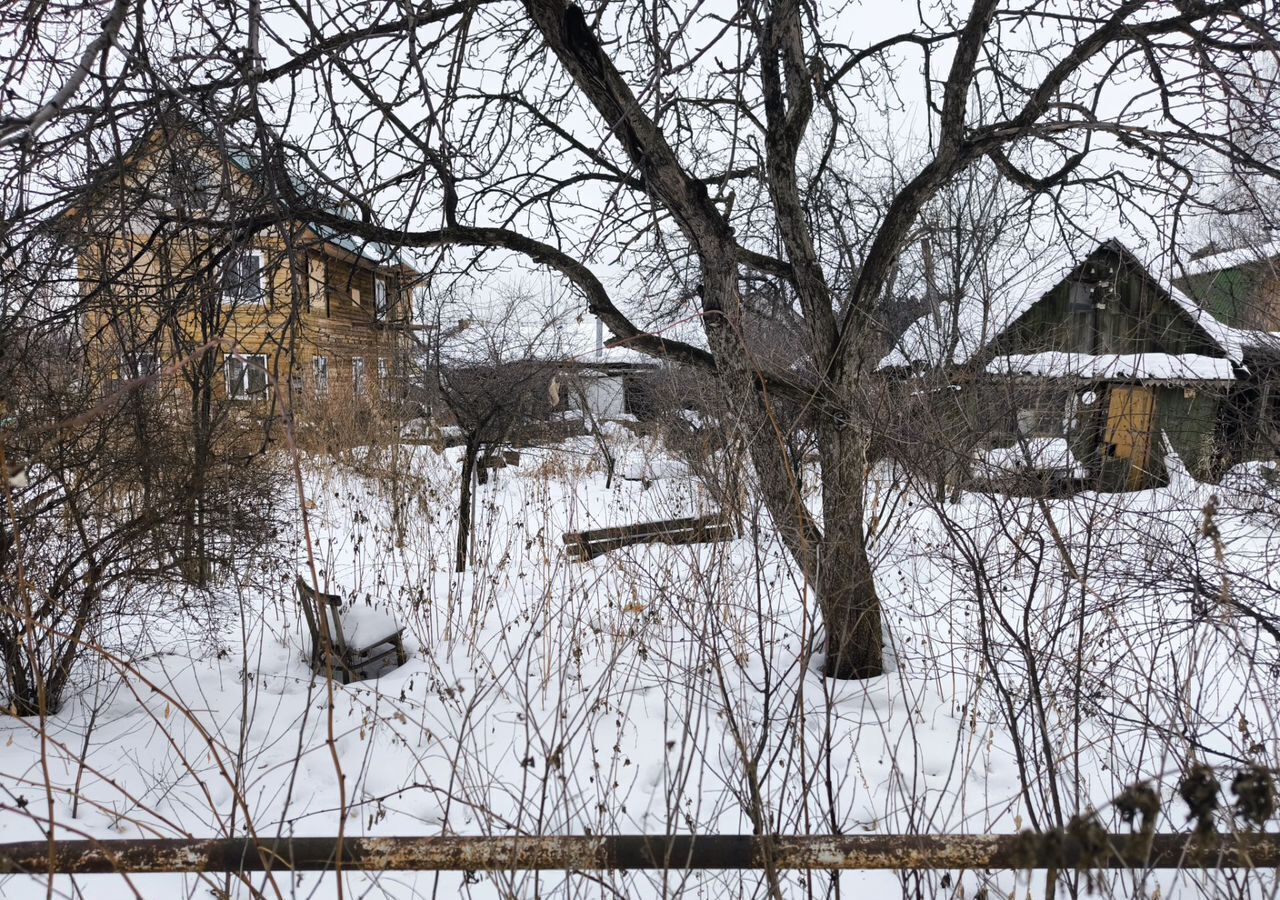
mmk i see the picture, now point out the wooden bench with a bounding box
[562,513,738,561]
[296,577,408,684]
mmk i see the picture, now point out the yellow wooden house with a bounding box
[75,118,420,412]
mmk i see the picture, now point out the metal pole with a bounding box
[0,833,1277,875]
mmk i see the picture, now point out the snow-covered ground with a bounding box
[1,433,1277,898]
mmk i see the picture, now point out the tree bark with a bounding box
[455,434,479,572]
[816,425,883,678]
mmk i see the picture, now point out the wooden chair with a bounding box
[296,577,408,684]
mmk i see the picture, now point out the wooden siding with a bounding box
[80,228,412,403]
[1180,265,1280,331]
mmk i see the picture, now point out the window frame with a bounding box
[225,353,270,401]
[374,276,388,320]
[312,356,329,397]
[352,356,366,397]
[120,351,159,381]
[222,250,266,306]
[308,256,326,313]
[168,166,215,217]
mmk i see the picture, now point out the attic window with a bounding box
[172,169,214,215]
[120,351,159,381]
[1068,280,1095,349]
[223,251,265,304]
[308,257,325,312]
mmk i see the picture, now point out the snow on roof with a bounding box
[880,239,1080,369]
[1162,281,1245,362]
[881,239,1243,370]
[986,352,1238,383]
[429,287,656,367]
[973,438,1086,479]
[176,117,415,271]
[1178,240,1280,278]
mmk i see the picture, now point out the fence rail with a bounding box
[1,833,1277,875]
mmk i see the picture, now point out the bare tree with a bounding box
[426,286,567,571]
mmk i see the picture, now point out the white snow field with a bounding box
[1,433,1277,898]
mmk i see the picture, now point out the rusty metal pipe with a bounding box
[0,833,1278,874]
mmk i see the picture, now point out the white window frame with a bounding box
[225,353,269,401]
[169,167,214,216]
[377,357,389,396]
[352,356,365,397]
[312,356,329,397]
[374,277,388,320]
[223,250,266,305]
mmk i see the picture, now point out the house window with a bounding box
[313,356,329,396]
[352,356,365,397]
[374,277,388,320]
[168,167,214,217]
[225,353,269,400]
[120,351,159,380]
[351,287,361,307]
[377,357,389,396]
[1067,279,1108,352]
[223,251,265,305]
[308,257,325,312]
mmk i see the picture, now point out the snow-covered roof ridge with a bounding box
[986,351,1238,383]
[1178,240,1280,278]
[1113,239,1244,362]
[879,237,1082,370]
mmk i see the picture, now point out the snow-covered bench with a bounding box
[296,577,408,684]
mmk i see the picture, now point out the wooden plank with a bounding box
[563,514,737,561]
[564,514,730,544]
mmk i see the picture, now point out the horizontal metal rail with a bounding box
[0,833,1277,875]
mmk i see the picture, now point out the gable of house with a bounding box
[882,240,1254,490]
[984,241,1238,381]
[883,239,1241,378]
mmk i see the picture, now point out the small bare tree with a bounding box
[427,286,567,571]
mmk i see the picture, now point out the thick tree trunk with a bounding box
[699,250,884,679]
[815,426,884,679]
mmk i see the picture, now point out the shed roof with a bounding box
[1178,240,1280,278]
[985,352,1237,384]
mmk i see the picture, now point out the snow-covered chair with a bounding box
[296,577,407,683]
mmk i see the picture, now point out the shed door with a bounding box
[1104,386,1156,489]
